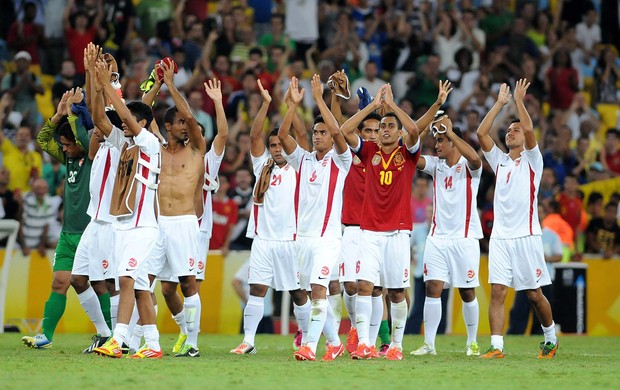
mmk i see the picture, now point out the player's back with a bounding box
[88,142,120,223]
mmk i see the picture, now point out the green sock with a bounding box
[379,319,390,345]
[42,291,67,341]
[98,292,112,331]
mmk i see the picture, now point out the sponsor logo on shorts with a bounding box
[102,259,109,269]
[128,258,137,268]
[197,261,204,274]
[467,269,475,279]
[321,266,329,276]
[189,258,195,267]
[536,268,542,283]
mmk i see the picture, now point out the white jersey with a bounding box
[283,145,352,238]
[199,146,224,235]
[246,150,297,241]
[482,144,543,239]
[87,141,120,223]
[422,155,483,239]
[107,126,161,230]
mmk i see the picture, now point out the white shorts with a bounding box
[149,215,200,280]
[338,226,362,283]
[297,236,341,290]
[248,237,301,291]
[357,230,411,289]
[488,235,552,291]
[72,220,115,281]
[116,226,158,291]
[196,231,209,281]
[423,236,480,288]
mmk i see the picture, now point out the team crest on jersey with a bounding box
[393,152,405,166]
[322,157,330,167]
[456,164,462,173]
[371,155,381,166]
[515,159,521,167]
[353,155,362,165]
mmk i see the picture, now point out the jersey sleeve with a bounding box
[482,144,503,173]
[133,128,160,154]
[406,138,421,154]
[282,144,306,171]
[105,125,127,150]
[333,146,353,173]
[349,135,362,153]
[251,150,269,177]
[523,143,543,172]
[466,162,483,178]
[421,155,437,177]
[206,146,225,177]
[36,120,65,163]
[67,114,90,153]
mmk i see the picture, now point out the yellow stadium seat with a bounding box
[596,104,619,129]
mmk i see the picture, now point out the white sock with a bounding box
[306,299,328,353]
[355,295,372,346]
[541,321,557,345]
[128,324,143,352]
[110,294,119,330]
[143,324,161,351]
[112,322,129,346]
[343,291,357,328]
[243,295,264,346]
[77,287,111,337]
[369,296,383,347]
[462,298,479,346]
[126,304,140,340]
[491,335,504,351]
[390,299,408,349]
[173,309,187,334]
[323,301,341,346]
[423,297,442,349]
[293,300,311,344]
[327,294,342,334]
[184,294,201,348]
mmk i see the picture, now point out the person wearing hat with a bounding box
[1,51,44,126]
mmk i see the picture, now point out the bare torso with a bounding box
[158,144,203,216]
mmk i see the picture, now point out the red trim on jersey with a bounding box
[430,171,437,236]
[464,167,472,237]
[293,160,302,240]
[135,152,150,227]
[95,149,111,220]
[321,160,339,237]
[253,203,259,235]
[529,164,535,235]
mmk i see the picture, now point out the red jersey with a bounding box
[357,140,420,231]
[557,193,582,234]
[210,197,238,250]
[341,151,366,225]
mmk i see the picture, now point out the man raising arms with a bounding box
[477,79,558,359]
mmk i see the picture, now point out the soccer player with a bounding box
[410,110,482,357]
[91,55,162,359]
[230,79,310,355]
[147,60,207,357]
[278,76,352,362]
[477,79,558,359]
[21,89,93,349]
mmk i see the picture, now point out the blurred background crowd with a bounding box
[0,0,618,259]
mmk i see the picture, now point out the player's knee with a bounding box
[425,280,443,297]
[490,284,508,301]
[91,281,108,295]
[388,288,405,303]
[459,287,476,302]
[344,282,357,296]
[357,280,373,296]
[310,284,327,300]
[160,282,177,297]
[524,288,543,304]
[179,278,197,297]
[52,276,71,293]
[249,284,268,297]
[290,289,308,305]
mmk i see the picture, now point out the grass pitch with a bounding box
[1,333,618,389]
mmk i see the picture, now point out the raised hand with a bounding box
[204,78,222,102]
[310,74,323,101]
[513,78,530,102]
[161,59,176,87]
[56,91,70,116]
[257,79,271,104]
[497,83,512,106]
[383,83,395,106]
[94,59,111,91]
[289,77,304,105]
[437,80,453,105]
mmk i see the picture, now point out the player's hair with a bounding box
[105,110,123,129]
[313,115,325,125]
[510,118,521,124]
[163,106,179,125]
[198,122,206,137]
[268,128,279,140]
[452,127,464,139]
[358,112,382,131]
[58,122,76,143]
[126,101,153,128]
[382,112,402,129]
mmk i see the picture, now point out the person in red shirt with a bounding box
[557,174,582,247]
[544,49,579,110]
[600,129,620,176]
[6,2,44,65]
[63,4,102,81]
[210,175,239,256]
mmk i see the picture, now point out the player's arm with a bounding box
[330,86,343,126]
[65,87,91,151]
[339,88,383,150]
[99,60,143,137]
[205,78,228,156]
[162,60,206,153]
[278,78,304,155]
[513,78,536,150]
[383,84,419,148]
[37,91,69,164]
[311,74,347,154]
[92,60,113,137]
[283,86,309,151]
[250,79,270,157]
[415,80,452,131]
[446,126,481,170]
[477,83,511,152]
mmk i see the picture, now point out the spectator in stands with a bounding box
[526,10,551,49]
[19,177,62,256]
[228,167,253,251]
[479,0,514,49]
[594,46,620,105]
[42,158,66,197]
[41,0,66,75]
[404,54,442,108]
[572,136,597,184]
[0,167,20,221]
[433,11,463,73]
[585,191,604,220]
[539,167,559,202]
[545,48,579,111]
[0,123,42,193]
[557,174,583,244]
[542,198,574,254]
[543,125,577,186]
[351,60,386,97]
[211,174,238,257]
[258,13,295,54]
[101,0,137,58]
[187,90,214,142]
[1,51,45,127]
[135,0,172,39]
[52,60,81,109]
[63,0,102,84]
[284,0,319,59]
[456,8,486,70]
[575,8,602,56]
[585,202,620,258]
[600,129,620,176]
[565,92,600,140]
[6,1,44,65]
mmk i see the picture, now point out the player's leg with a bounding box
[340,226,361,353]
[326,279,342,336]
[368,286,384,356]
[507,291,531,334]
[160,279,188,351]
[231,283,268,355]
[459,287,479,355]
[453,237,480,355]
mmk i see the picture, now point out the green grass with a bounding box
[1,333,618,389]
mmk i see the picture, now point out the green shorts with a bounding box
[52,232,82,272]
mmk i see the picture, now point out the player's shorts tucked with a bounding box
[357,230,411,289]
[297,236,341,290]
[115,226,158,291]
[149,215,200,280]
[488,235,551,291]
[423,236,480,288]
[72,220,116,281]
[339,226,362,283]
[196,231,209,281]
[248,237,300,291]
[53,232,82,272]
